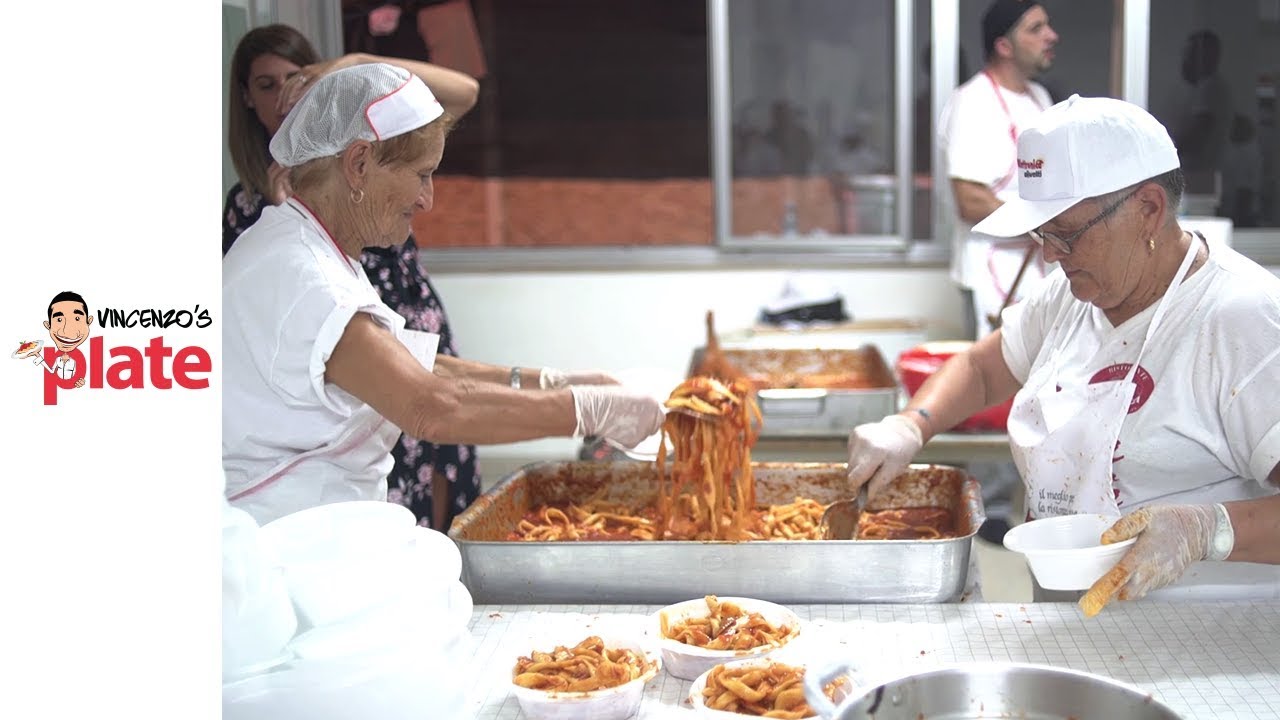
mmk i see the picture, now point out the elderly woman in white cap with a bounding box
[846,95,1280,613]
[223,63,664,525]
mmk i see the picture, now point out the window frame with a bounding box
[712,0,916,255]
[239,0,1279,269]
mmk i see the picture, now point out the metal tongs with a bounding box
[821,483,869,540]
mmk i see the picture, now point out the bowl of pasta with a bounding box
[509,635,661,720]
[690,658,849,719]
[652,595,802,681]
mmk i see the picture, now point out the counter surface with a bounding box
[461,601,1279,719]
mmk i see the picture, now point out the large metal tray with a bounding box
[687,346,901,437]
[448,462,984,604]
[806,662,1183,720]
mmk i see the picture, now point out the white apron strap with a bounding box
[1123,236,1200,382]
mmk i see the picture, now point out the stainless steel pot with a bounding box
[803,660,1183,719]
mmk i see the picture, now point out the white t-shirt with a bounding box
[1001,234,1280,510]
[222,199,410,525]
[938,72,1053,291]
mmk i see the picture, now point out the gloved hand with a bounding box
[1078,504,1219,617]
[846,414,924,499]
[570,385,665,449]
[540,367,621,389]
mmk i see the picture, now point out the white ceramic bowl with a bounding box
[689,657,837,720]
[1003,514,1137,590]
[651,597,802,681]
[509,636,661,720]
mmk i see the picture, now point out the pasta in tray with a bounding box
[507,496,829,542]
[512,636,653,693]
[505,493,956,543]
[700,661,845,719]
[856,507,953,540]
[503,373,956,543]
[510,488,659,541]
[661,595,793,651]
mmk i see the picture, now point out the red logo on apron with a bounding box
[1089,363,1154,413]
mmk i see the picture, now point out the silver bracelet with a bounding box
[1206,502,1235,561]
[509,366,522,389]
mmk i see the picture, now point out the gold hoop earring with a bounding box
[1148,236,1156,251]
[350,188,365,205]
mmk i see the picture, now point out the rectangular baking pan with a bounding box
[448,462,983,604]
[687,346,901,437]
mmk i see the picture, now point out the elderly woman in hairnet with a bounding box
[846,96,1279,613]
[223,64,664,525]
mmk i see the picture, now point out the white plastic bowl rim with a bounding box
[1002,514,1138,556]
[509,635,661,720]
[687,656,822,720]
[1003,514,1138,591]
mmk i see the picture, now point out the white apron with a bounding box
[1008,239,1280,600]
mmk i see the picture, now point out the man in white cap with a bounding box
[939,0,1059,339]
[222,64,665,525]
[849,94,1280,612]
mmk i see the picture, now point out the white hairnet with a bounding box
[270,63,444,168]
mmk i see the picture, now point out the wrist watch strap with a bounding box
[1207,502,1235,561]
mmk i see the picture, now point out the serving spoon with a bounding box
[820,484,869,540]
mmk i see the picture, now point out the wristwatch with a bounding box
[1206,503,1235,561]
[509,366,522,389]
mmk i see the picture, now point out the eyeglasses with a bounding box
[1028,188,1139,255]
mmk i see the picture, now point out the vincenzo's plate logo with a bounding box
[12,291,212,405]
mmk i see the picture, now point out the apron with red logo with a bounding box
[1008,238,1280,600]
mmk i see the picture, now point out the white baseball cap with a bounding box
[270,63,444,168]
[972,94,1180,238]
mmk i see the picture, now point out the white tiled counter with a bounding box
[459,601,1280,720]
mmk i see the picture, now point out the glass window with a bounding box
[1148,2,1280,229]
[724,0,904,244]
[363,0,713,249]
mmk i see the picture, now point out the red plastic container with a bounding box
[896,341,1012,433]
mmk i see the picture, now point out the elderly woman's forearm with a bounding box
[434,354,540,387]
[404,381,577,444]
[1224,494,1280,564]
[360,53,480,119]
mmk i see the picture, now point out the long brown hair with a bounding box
[227,24,321,198]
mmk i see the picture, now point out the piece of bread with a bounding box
[1078,563,1131,618]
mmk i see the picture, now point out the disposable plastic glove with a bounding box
[570,385,665,449]
[540,367,621,389]
[846,414,924,499]
[1078,504,1218,617]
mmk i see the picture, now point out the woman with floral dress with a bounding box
[223,23,481,528]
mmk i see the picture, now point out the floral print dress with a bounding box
[223,184,481,529]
